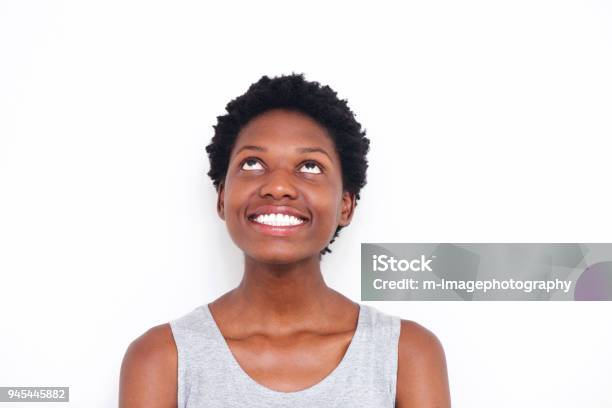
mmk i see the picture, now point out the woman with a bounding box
[119,73,451,407]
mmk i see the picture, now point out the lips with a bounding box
[247,205,309,221]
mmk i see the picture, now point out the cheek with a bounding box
[311,194,343,229]
[223,183,248,220]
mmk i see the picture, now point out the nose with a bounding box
[258,168,298,200]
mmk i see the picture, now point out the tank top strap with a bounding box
[170,304,232,407]
[355,303,402,399]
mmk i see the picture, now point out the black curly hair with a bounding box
[205,72,370,257]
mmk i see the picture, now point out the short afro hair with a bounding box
[205,72,370,257]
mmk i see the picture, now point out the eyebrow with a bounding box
[234,145,333,161]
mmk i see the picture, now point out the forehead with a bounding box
[232,109,338,157]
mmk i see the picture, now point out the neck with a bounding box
[227,253,341,327]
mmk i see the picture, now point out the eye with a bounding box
[299,161,322,174]
[241,158,264,171]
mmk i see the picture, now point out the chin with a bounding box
[248,247,313,265]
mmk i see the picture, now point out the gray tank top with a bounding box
[169,303,401,407]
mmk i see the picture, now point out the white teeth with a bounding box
[253,213,305,227]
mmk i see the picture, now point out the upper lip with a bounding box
[248,205,309,221]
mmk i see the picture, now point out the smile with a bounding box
[247,213,308,236]
[251,213,305,226]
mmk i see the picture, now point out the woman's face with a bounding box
[217,108,356,264]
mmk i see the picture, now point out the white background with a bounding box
[1,1,611,407]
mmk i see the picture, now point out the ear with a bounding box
[217,182,225,220]
[338,191,356,227]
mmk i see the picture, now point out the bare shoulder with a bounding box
[119,323,178,408]
[395,319,451,408]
